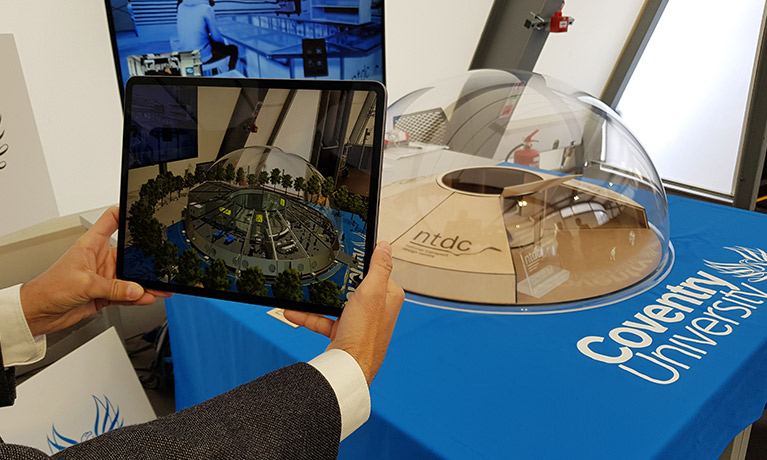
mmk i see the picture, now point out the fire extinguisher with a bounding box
[507,130,540,167]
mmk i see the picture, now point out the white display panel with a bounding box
[0,0,123,217]
[534,0,645,98]
[0,34,59,237]
[616,0,766,197]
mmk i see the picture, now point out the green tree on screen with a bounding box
[237,266,268,296]
[281,174,293,193]
[308,279,344,309]
[204,259,231,291]
[176,249,203,287]
[272,268,303,302]
[153,241,179,282]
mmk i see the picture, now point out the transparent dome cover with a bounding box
[213,145,323,182]
[380,69,673,313]
[187,146,339,278]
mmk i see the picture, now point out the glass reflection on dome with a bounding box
[213,146,324,183]
[380,69,673,313]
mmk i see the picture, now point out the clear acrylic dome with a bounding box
[213,145,323,182]
[379,69,673,313]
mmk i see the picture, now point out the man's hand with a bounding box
[20,207,172,336]
[284,242,404,385]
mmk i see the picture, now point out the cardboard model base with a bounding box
[379,166,661,305]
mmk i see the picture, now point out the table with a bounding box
[166,195,767,459]
[216,20,382,80]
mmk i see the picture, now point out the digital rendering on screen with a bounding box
[107,0,384,87]
[120,79,380,312]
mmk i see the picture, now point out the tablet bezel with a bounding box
[116,76,386,317]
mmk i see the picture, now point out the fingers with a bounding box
[146,289,174,298]
[283,310,335,338]
[90,206,120,239]
[359,241,393,293]
[87,274,145,304]
[386,279,405,313]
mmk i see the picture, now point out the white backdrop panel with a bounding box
[0,0,123,217]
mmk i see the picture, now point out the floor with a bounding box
[126,329,176,418]
[746,411,767,460]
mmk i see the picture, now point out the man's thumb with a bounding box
[89,275,144,302]
[365,242,393,284]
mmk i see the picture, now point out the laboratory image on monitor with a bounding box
[120,79,382,312]
[106,0,385,89]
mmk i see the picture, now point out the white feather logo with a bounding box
[704,246,767,283]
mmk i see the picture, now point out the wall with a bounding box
[533,0,645,98]
[0,0,124,217]
[0,0,645,218]
[384,0,495,103]
[385,0,644,102]
[0,215,86,289]
[271,90,321,157]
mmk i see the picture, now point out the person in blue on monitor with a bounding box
[177,0,238,72]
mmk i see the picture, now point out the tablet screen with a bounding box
[117,77,385,316]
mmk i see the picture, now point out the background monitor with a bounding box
[105,0,385,95]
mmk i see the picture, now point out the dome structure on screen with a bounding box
[184,146,348,279]
[380,69,673,313]
[213,145,323,183]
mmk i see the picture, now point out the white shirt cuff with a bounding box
[308,348,370,441]
[0,284,46,366]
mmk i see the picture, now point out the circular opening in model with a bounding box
[441,167,542,195]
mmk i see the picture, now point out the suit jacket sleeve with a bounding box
[0,362,341,460]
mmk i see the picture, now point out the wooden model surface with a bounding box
[378,166,662,305]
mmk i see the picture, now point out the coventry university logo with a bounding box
[704,246,767,283]
[46,395,124,454]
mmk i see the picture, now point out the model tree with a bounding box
[293,176,305,198]
[157,173,171,205]
[153,241,178,282]
[225,163,236,183]
[281,174,293,193]
[270,168,281,189]
[352,194,368,222]
[140,179,163,208]
[236,266,268,296]
[195,167,206,184]
[215,164,227,182]
[272,268,303,302]
[308,279,344,309]
[173,174,185,199]
[131,216,165,258]
[176,249,203,287]
[258,170,269,187]
[321,176,336,199]
[236,167,246,184]
[205,166,216,181]
[306,175,321,203]
[247,173,258,187]
[184,170,196,189]
[204,259,231,291]
[334,185,349,207]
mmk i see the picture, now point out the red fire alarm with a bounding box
[550,10,571,33]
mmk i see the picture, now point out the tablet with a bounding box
[117,76,386,317]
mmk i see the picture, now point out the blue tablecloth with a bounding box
[166,195,767,459]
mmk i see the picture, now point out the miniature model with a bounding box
[379,69,673,310]
[378,166,662,305]
[184,147,351,280]
[122,84,377,308]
